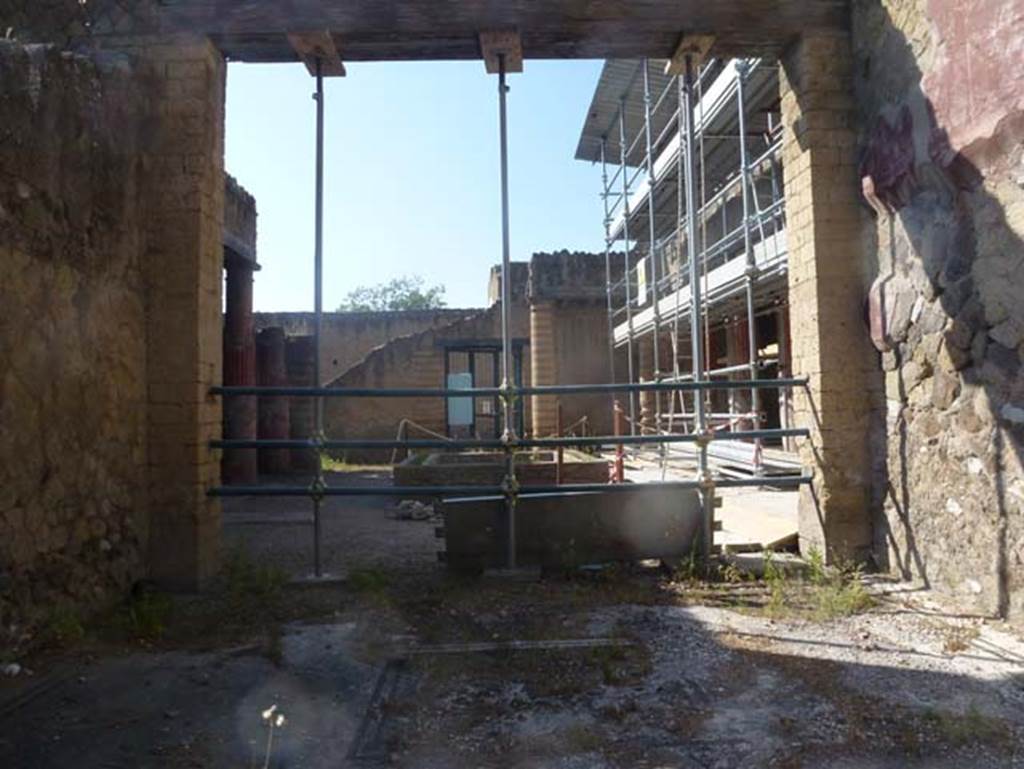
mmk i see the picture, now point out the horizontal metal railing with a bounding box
[211,427,808,453]
[211,474,812,499]
[209,379,812,498]
[211,377,807,400]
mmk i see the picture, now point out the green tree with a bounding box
[336,275,447,312]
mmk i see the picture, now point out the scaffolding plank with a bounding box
[664,34,716,74]
[478,29,523,73]
[287,31,346,77]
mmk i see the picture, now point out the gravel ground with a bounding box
[221,469,441,577]
[3,573,1023,768]
[3,477,1024,767]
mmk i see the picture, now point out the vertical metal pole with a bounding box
[312,58,325,577]
[642,59,663,440]
[469,351,476,438]
[736,60,763,474]
[618,103,638,436]
[497,54,517,569]
[599,141,617,412]
[555,399,563,485]
[681,55,712,561]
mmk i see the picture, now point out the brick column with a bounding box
[728,319,753,430]
[530,300,557,438]
[286,335,317,473]
[780,32,874,561]
[256,327,291,475]
[140,37,225,589]
[639,334,656,435]
[222,255,257,483]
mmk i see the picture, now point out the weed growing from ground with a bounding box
[763,550,787,617]
[760,549,873,621]
[120,589,173,641]
[922,705,1011,747]
[223,548,288,604]
[42,604,84,647]
[347,567,391,594]
[673,542,704,583]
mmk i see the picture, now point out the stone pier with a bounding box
[780,30,875,562]
[530,301,558,438]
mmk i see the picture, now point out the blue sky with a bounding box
[225,59,606,311]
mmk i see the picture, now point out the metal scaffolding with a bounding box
[595,57,792,477]
[210,51,808,578]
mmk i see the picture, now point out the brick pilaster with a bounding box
[530,301,557,438]
[780,31,874,561]
[137,36,225,588]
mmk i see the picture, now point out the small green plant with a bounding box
[223,549,288,602]
[719,561,745,584]
[347,567,390,594]
[122,590,173,640]
[42,604,85,646]
[812,561,873,620]
[807,546,826,585]
[591,644,630,685]
[923,705,1010,747]
[561,723,604,752]
[674,542,703,583]
[763,550,786,616]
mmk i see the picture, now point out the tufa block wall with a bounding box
[0,42,152,631]
[0,34,228,637]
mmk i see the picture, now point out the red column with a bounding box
[257,327,290,475]
[286,335,317,473]
[222,258,257,483]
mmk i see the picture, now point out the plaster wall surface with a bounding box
[0,42,151,629]
[852,0,1024,617]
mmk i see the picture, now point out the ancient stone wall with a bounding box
[323,303,532,460]
[528,252,617,439]
[254,309,477,383]
[223,173,256,260]
[852,0,1024,616]
[0,42,153,633]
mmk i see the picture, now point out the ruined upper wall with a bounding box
[528,251,615,303]
[853,0,1024,618]
[254,309,479,383]
[323,302,532,458]
[487,262,529,305]
[223,173,256,264]
[0,41,153,634]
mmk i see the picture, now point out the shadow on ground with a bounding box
[2,546,1023,768]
